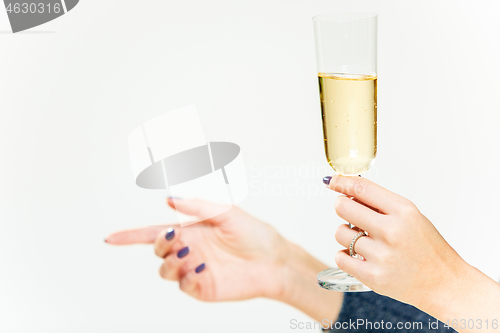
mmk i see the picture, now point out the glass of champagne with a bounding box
[313,12,378,292]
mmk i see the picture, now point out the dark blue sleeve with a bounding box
[323,292,456,333]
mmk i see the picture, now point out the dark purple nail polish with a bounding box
[195,263,206,273]
[166,228,175,241]
[323,176,332,185]
[177,247,189,258]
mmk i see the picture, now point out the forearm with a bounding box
[274,241,344,323]
[420,263,500,333]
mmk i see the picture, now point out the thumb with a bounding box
[166,197,235,225]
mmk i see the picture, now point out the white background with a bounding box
[1,0,499,332]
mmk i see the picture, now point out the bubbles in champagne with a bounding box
[319,73,377,175]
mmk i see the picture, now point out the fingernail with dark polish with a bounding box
[195,263,206,273]
[323,176,332,185]
[177,246,189,258]
[166,228,175,241]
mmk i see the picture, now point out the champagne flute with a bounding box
[313,12,378,292]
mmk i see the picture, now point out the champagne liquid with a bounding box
[319,73,377,175]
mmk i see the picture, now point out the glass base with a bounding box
[317,267,371,292]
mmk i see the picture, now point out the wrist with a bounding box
[271,240,344,322]
[273,241,323,301]
[418,260,500,326]
[417,259,470,313]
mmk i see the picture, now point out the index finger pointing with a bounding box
[326,175,405,214]
[105,226,172,245]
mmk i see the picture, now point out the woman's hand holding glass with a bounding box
[325,175,500,333]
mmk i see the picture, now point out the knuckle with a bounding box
[375,249,398,282]
[159,265,168,279]
[397,200,418,216]
[353,179,369,195]
[180,260,192,275]
[377,248,392,265]
[330,182,344,193]
[373,269,388,287]
[160,257,180,281]
[154,230,169,257]
[334,225,344,243]
[179,277,193,294]
[365,267,379,281]
[335,251,347,270]
[154,245,163,258]
[334,196,348,215]
[381,226,400,244]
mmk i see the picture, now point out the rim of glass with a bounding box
[312,12,378,22]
